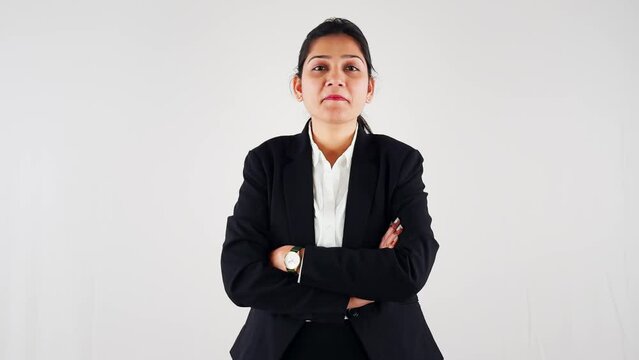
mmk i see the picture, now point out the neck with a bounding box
[310,118,357,154]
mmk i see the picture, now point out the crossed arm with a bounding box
[221,148,439,316]
[268,219,404,309]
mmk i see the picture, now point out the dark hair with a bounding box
[294,17,376,134]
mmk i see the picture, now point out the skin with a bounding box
[269,220,404,308]
[269,34,405,310]
[293,33,374,167]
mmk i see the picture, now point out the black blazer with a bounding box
[221,119,443,360]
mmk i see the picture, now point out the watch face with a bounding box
[284,252,300,269]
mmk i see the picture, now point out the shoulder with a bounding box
[368,133,424,169]
[241,133,296,171]
[369,133,421,156]
[248,134,293,155]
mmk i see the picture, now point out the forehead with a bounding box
[306,34,364,60]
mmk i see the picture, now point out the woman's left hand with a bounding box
[269,245,304,272]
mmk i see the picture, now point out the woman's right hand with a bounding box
[347,218,404,310]
[347,296,375,310]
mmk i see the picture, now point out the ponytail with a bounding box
[357,115,373,134]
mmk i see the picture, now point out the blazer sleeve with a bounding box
[298,148,440,302]
[221,150,350,315]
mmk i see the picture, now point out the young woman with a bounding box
[221,18,442,360]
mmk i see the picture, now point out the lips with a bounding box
[324,95,348,101]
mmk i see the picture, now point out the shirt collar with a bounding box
[308,121,358,168]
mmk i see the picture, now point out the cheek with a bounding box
[300,80,322,95]
[351,81,370,100]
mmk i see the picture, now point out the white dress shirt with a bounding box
[297,121,358,286]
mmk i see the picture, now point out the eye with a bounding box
[311,65,326,71]
[346,65,359,71]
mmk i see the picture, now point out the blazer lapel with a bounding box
[343,123,378,248]
[283,119,379,249]
[283,119,315,248]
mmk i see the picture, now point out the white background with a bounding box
[1,0,637,359]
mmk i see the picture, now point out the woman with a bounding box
[221,18,442,360]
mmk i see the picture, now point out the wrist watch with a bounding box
[284,246,303,273]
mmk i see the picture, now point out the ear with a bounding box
[292,75,303,100]
[366,76,376,102]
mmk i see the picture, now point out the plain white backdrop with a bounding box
[1,0,637,359]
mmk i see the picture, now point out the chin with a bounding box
[316,112,357,124]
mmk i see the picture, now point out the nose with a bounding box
[325,67,345,87]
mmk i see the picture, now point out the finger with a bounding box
[390,217,401,230]
[389,237,398,248]
[383,223,396,238]
[379,225,397,248]
[388,227,403,248]
[381,219,401,242]
[379,218,401,248]
[382,233,398,249]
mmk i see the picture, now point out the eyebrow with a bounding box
[306,54,365,64]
